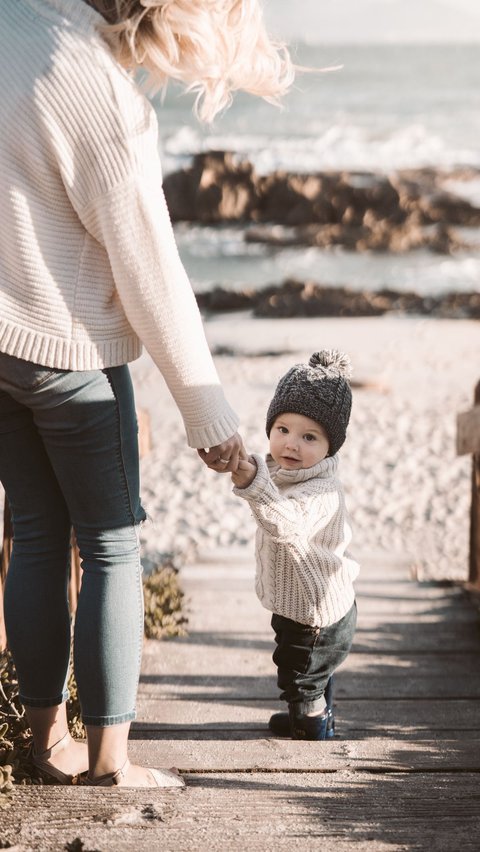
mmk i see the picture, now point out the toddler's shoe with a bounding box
[288,704,329,740]
[268,706,335,739]
[268,677,335,739]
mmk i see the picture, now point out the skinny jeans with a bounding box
[0,352,146,726]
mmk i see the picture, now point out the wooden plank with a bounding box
[351,622,480,652]
[457,406,480,456]
[470,381,480,588]
[181,564,411,583]
[137,407,151,459]
[0,499,13,650]
[3,773,480,852]
[134,697,480,733]
[138,672,480,700]
[68,531,82,614]
[145,624,480,654]
[181,588,472,632]
[126,737,480,772]
[183,576,467,601]
[130,725,480,742]
[142,641,480,678]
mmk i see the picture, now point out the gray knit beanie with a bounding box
[266,350,353,456]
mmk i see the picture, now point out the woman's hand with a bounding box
[197,432,243,473]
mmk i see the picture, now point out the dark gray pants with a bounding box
[271,602,357,707]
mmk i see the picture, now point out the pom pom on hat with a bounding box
[309,350,352,380]
[265,349,353,456]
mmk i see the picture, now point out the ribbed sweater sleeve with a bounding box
[0,0,239,449]
[78,173,239,449]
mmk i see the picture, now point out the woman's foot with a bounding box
[32,732,89,783]
[87,759,185,788]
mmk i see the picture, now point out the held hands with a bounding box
[198,433,257,487]
[231,453,257,489]
[197,432,243,474]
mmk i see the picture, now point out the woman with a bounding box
[0,0,293,787]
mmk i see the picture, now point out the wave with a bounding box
[173,223,480,297]
[161,122,480,176]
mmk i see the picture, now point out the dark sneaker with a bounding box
[289,705,329,741]
[268,675,335,738]
[268,707,335,738]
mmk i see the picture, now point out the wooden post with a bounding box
[0,501,13,650]
[0,408,151,649]
[137,408,151,459]
[457,380,480,592]
[469,382,480,590]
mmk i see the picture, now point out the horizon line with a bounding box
[290,38,480,46]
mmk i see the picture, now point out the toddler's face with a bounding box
[269,412,329,470]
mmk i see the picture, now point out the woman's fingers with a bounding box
[198,433,243,472]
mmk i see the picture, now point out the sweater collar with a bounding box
[22,0,102,31]
[266,453,339,485]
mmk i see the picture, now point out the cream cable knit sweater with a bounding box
[234,453,359,627]
[0,0,239,448]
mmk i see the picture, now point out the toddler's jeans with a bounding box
[271,602,357,715]
[0,352,146,726]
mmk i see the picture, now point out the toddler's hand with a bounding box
[232,456,257,489]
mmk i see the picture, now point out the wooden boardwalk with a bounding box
[1,549,480,851]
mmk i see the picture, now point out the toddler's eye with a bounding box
[278,426,288,434]
[304,434,316,442]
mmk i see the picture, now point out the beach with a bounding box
[158,41,480,302]
[130,312,480,584]
[2,42,479,587]
[140,39,480,586]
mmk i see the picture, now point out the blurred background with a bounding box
[151,0,480,304]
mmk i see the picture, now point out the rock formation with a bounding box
[163,152,479,254]
[196,279,480,320]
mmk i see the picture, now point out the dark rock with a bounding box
[254,172,332,226]
[433,291,480,319]
[427,224,468,255]
[420,190,480,227]
[162,153,480,254]
[254,279,386,318]
[163,151,258,223]
[162,168,198,221]
[196,286,259,313]
[196,279,480,320]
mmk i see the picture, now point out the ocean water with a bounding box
[152,43,480,296]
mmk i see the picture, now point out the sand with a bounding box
[129,313,480,583]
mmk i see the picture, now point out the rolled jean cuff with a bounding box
[20,689,69,708]
[292,696,327,716]
[82,709,136,727]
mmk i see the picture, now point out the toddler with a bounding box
[232,350,359,740]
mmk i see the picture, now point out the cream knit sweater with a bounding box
[0,0,239,449]
[234,453,360,627]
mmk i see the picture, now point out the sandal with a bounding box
[31,731,86,785]
[84,758,185,788]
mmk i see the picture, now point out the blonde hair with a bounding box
[95,0,294,122]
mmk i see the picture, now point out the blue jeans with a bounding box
[0,353,146,726]
[271,602,357,710]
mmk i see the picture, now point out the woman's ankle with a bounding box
[85,721,130,778]
[33,730,71,757]
[26,704,70,753]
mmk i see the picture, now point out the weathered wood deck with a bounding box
[1,549,479,851]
